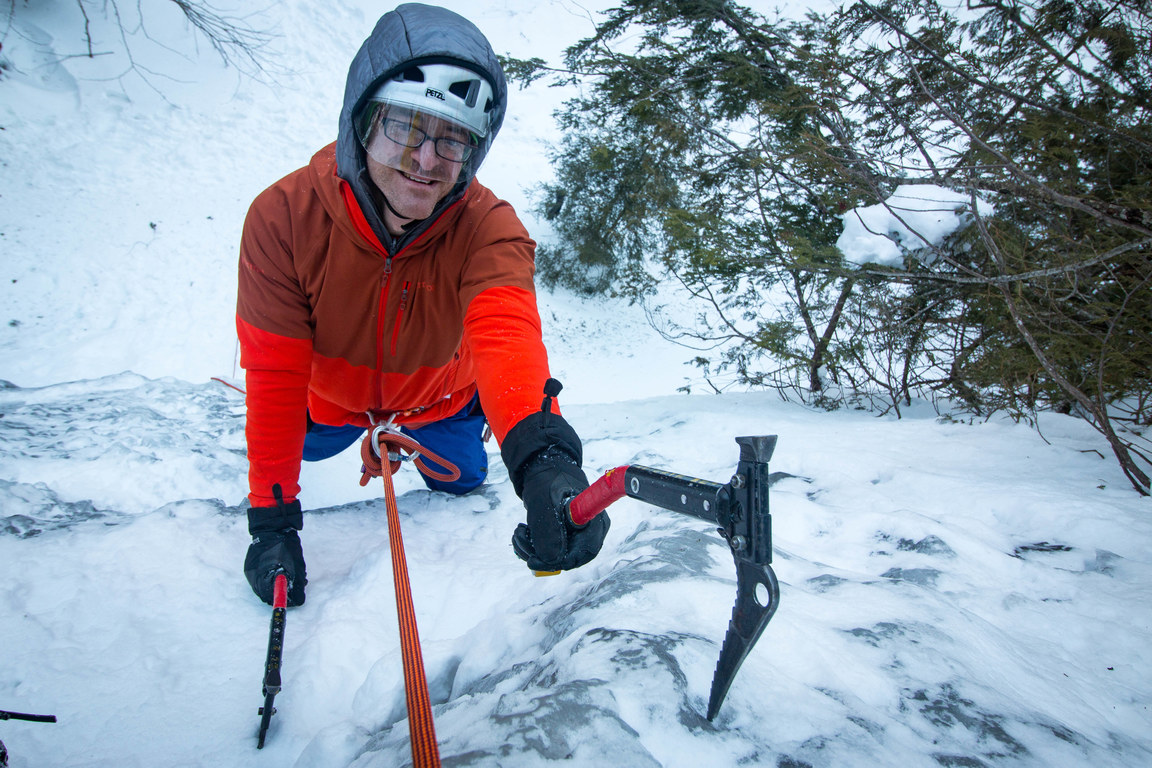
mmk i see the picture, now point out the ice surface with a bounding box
[1,2,1150,767]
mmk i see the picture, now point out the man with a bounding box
[237,3,609,606]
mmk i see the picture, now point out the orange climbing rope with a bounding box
[360,426,460,768]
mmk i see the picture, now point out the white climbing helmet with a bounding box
[364,62,496,138]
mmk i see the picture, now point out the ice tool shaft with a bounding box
[256,571,289,749]
[0,710,56,723]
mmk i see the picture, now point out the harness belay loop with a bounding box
[359,425,462,487]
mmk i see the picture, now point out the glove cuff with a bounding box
[501,410,583,498]
[247,499,303,536]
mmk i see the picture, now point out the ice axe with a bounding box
[547,435,780,721]
[255,571,289,749]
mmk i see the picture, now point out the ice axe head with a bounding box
[556,435,781,720]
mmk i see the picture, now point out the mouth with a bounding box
[401,171,437,185]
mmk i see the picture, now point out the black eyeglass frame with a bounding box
[376,115,478,163]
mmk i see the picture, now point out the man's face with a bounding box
[364,107,471,234]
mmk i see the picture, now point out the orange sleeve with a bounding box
[237,316,312,507]
[463,285,559,444]
[236,183,316,507]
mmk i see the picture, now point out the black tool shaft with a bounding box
[256,573,289,749]
[0,710,56,723]
[621,465,727,525]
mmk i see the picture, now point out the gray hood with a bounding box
[336,3,508,252]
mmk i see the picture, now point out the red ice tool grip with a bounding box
[566,465,630,526]
[272,572,288,610]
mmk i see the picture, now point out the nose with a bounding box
[412,137,440,167]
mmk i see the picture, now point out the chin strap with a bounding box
[376,189,422,232]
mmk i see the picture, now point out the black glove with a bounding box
[502,395,610,572]
[511,447,610,571]
[244,484,307,606]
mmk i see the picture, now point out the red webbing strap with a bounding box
[370,430,452,768]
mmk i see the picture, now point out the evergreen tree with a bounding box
[508,0,1151,493]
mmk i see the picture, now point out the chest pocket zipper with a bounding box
[389,280,410,357]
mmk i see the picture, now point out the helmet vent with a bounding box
[449,79,480,107]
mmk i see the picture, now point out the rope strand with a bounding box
[361,427,456,768]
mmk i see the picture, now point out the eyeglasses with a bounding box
[378,117,476,163]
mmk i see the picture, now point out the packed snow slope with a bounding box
[1,2,1150,767]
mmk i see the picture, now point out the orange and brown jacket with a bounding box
[237,6,560,508]
[238,146,555,507]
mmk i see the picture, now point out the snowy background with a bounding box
[2,1,1150,767]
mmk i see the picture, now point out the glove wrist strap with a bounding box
[248,483,304,535]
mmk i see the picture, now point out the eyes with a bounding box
[380,117,476,163]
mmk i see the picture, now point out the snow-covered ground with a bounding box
[2,2,1150,767]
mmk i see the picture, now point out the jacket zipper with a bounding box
[373,257,393,411]
[338,179,464,417]
[354,197,463,414]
